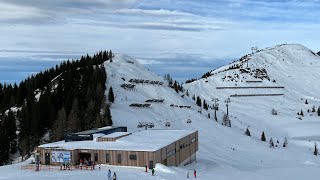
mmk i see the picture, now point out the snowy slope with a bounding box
[102,48,320,179]
[2,44,320,180]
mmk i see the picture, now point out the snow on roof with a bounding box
[101,132,131,138]
[39,129,196,151]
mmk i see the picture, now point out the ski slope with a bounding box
[1,44,320,179]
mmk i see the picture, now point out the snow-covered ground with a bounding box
[1,44,320,179]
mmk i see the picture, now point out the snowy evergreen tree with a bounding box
[312,105,316,112]
[318,106,320,116]
[196,96,202,107]
[108,86,115,103]
[245,127,251,137]
[283,137,288,147]
[261,131,266,141]
[269,138,274,148]
[314,142,318,156]
[300,109,304,116]
[305,99,308,104]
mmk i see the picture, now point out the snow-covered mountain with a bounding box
[102,44,320,179]
[2,44,320,179]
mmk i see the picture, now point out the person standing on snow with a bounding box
[107,169,111,180]
[151,168,155,176]
[112,172,117,180]
[194,169,197,178]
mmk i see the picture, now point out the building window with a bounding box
[129,155,137,160]
[106,154,110,163]
[180,142,188,149]
[95,153,98,162]
[117,154,121,163]
[167,149,176,157]
[191,137,196,143]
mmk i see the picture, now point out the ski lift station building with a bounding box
[37,126,198,168]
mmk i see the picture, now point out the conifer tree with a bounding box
[318,106,320,116]
[109,50,113,62]
[312,106,316,112]
[51,107,67,142]
[103,104,113,126]
[269,138,274,148]
[245,127,251,137]
[203,100,208,110]
[67,99,81,133]
[261,131,266,141]
[300,109,304,116]
[283,137,288,147]
[305,99,308,104]
[314,142,318,156]
[196,96,202,107]
[108,86,115,103]
[94,114,103,128]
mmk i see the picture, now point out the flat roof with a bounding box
[101,132,132,138]
[39,129,197,152]
[74,126,125,135]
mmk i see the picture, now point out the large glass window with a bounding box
[106,154,110,163]
[129,154,137,160]
[117,154,121,163]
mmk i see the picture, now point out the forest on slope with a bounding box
[0,50,114,165]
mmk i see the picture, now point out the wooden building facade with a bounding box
[37,129,198,168]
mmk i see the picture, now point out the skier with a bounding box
[112,172,117,180]
[194,169,197,178]
[151,168,155,176]
[108,169,112,180]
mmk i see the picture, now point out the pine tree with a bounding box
[305,99,308,104]
[312,106,316,112]
[67,99,81,133]
[5,111,17,154]
[192,94,195,101]
[300,109,304,116]
[203,100,208,110]
[109,50,113,62]
[173,81,179,93]
[186,89,189,97]
[208,113,210,119]
[196,96,202,107]
[245,127,251,137]
[261,131,266,141]
[269,138,274,148]
[51,107,67,142]
[103,104,113,126]
[283,137,288,147]
[108,86,115,103]
[0,120,10,165]
[318,106,320,116]
[314,142,318,156]
[94,114,103,128]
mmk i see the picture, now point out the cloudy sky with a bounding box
[1,0,320,83]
